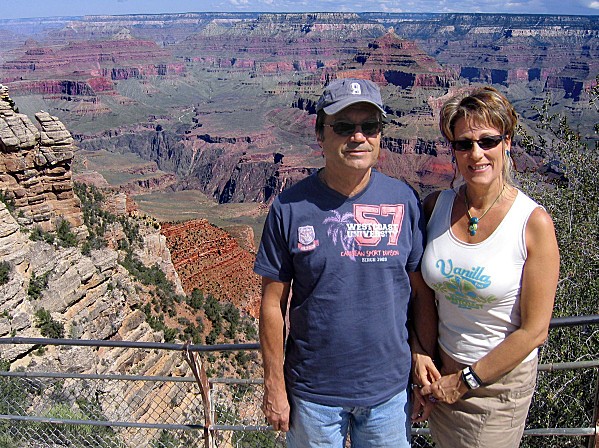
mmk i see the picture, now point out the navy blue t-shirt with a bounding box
[254,169,425,407]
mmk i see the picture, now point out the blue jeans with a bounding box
[286,389,410,448]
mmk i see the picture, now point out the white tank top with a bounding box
[421,188,540,364]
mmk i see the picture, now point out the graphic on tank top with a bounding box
[430,259,496,309]
[319,204,405,262]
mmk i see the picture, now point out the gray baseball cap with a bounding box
[316,78,386,117]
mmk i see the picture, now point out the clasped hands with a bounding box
[411,353,467,422]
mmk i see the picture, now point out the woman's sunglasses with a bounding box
[451,135,506,151]
[324,120,383,137]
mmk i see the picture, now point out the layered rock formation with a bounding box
[0,84,87,237]
[0,195,199,444]
[161,219,261,319]
[1,12,592,207]
[76,107,320,204]
[388,13,599,101]
[176,12,385,76]
[1,35,184,118]
[327,31,453,90]
[0,91,202,441]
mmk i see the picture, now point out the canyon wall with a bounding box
[0,84,87,237]
[0,90,215,440]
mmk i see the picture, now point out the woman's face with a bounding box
[451,117,510,189]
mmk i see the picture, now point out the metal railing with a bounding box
[0,314,596,448]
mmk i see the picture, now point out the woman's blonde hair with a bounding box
[440,86,518,186]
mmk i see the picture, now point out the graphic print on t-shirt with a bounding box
[321,204,405,262]
[430,258,496,309]
[297,225,319,252]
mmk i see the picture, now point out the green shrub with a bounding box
[0,261,10,286]
[29,226,55,244]
[518,84,598,447]
[75,182,140,254]
[34,308,64,339]
[32,404,92,445]
[0,190,15,213]
[204,294,222,324]
[74,398,121,445]
[56,219,78,247]
[0,359,30,422]
[28,271,50,300]
[187,288,204,309]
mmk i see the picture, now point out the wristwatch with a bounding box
[461,366,482,389]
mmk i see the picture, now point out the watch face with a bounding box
[466,375,479,389]
[463,368,480,389]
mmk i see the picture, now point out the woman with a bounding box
[414,86,560,447]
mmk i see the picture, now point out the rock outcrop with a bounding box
[161,219,261,319]
[0,84,87,237]
[0,90,198,439]
[326,31,453,90]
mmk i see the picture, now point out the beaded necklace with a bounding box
[464,186,504,236]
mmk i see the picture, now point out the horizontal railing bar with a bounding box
[523,427,597,436]
[0,415,594,437]
[538,360,599,371]
[0,336,260,351]
[1,362,596,382]
[211,377,264,384]
[0,370,197,382]
[0,370,265,384]
[549,315,599,328]
[0,414,205,431]
[0,314,597,351]
[0,317,596,444]
[383,427,598,437]
[213,424,273,431]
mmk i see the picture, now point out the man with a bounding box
[254,78,431,447]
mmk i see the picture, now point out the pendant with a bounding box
[468,217,479,236]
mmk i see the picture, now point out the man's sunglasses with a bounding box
[451,135,506,152]
[324,120,383,137]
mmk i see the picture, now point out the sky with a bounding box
[2,0,598,20]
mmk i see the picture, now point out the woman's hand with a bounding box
[420,372,468,404]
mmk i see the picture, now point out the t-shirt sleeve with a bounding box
[406,193,426,273]
[253,200,294,282]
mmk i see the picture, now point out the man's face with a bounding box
[318,103,382,175]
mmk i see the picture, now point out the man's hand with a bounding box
[411,385,435,423]
[262,387,290,432]
[259,278,291,431]
[412,352,441,390]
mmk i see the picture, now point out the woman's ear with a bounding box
[504,136,512,156]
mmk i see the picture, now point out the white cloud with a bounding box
[588,1,599,9]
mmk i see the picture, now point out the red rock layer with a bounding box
[161,219,261,318]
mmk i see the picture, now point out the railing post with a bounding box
[183,345,213,448]
[209,381,216,448]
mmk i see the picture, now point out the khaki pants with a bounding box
[429,357,538,448]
